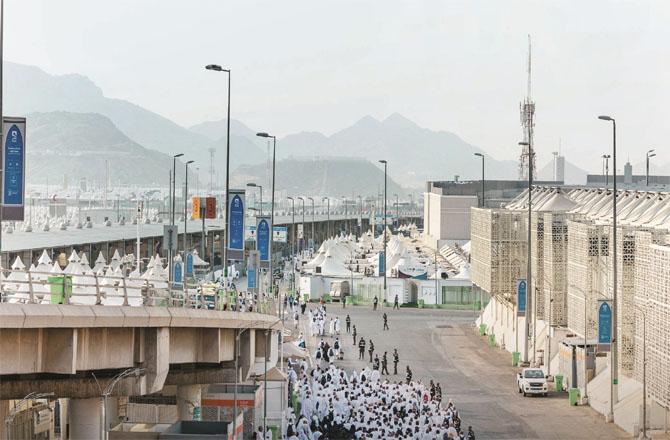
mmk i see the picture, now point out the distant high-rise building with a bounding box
[624,161,633,184]
[556,155,565,182]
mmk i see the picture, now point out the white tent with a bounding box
[318,250,351,277]
[92,252,107,273]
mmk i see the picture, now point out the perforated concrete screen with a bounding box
[471,187,670,406]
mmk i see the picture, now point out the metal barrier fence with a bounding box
[0,269,275,314]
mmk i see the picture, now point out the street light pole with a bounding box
[646,149,656,187]
[171,153,184,283]
[357,195,362,238]
[308,197,315,248]
[257,133,277,309]
[205,64,231,279]
[323,197,330,238]
[184,160,194,253]
[394,194,399,230]
[474,153,485,208]
[342,196,347,235]
[298,197,306,253]
[518,141,533,365]
[379,160,388,303]
[599,115,618,421]
[247,183,263,216]
[287,196,295,258]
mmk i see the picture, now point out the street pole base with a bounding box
[580,396,589,405]
[605,412,615,423]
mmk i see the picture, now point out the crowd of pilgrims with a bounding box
[281,304,475,440]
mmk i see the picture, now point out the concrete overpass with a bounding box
[0,303,282,438]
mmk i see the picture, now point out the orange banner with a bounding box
[192,197,201,219]
[205,197,217,219]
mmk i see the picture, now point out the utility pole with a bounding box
[598,115,618,421]
[379,160,388,303]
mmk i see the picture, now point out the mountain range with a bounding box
[26,111,191,185]
[4,61,614,191]
[231,156,403,197]
[4,62,265,174]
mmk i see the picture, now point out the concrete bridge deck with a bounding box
[0,304,281,400]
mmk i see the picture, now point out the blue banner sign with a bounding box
[174,261,183,283]
[517,279,527,317]
[598,300,612,352]
[247,268,256,290]
[228,191,245,251]
[185,253,194,276]
[379,251,386,275]
[256,216,271,262]
[2,118,26,221]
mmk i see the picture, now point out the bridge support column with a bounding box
[177,384,201,421]
[69,397,102,440]
[0,400,9,440]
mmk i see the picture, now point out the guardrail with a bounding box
[0,268,274,314]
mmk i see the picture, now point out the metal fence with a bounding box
[0,269,274,314]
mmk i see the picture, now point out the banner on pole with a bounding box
[598,300,612,352]
[379,251,385,275]
[205,197,217,219]
[163,225,178,252]
[516,279,527,317]
[1,117,26,221]
[256,216,271,267]
[297,223,304,239]
[174,261,183,283]
[273,226,288,243]
[227,190,245,260]
[185,253,194,276]
[192,197,201,219]
[246,225,257,240]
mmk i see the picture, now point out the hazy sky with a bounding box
[5,0,670,172]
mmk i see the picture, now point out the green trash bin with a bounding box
[48,275,72,304]
[303,294,309,303]
[569,388,580,406]
[555,374,564,392]
[323,293,331,302]
[479,324,487,336]
[512,351,520,366]
[488,334,496,348]
[418,299,425,309]
[269,425,279,440]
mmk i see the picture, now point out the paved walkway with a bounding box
[295,303,631,439]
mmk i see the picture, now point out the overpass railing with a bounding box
[0,269,274,314]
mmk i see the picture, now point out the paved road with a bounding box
[297,303,630,439]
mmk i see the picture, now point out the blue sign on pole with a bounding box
[2,118,27,221]
[228,192,245,253]
[517,279,527,317]
[379,251,386,275]
[247,268,256,290]
[174,261,183,283]
[185,253,194,276]
[598,300,612,352]
[256,217,270,262]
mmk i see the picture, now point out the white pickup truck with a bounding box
[517,368,548,396]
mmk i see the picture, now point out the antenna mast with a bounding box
[518,35,536,181]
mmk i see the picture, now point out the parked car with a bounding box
[517,368,548,396]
